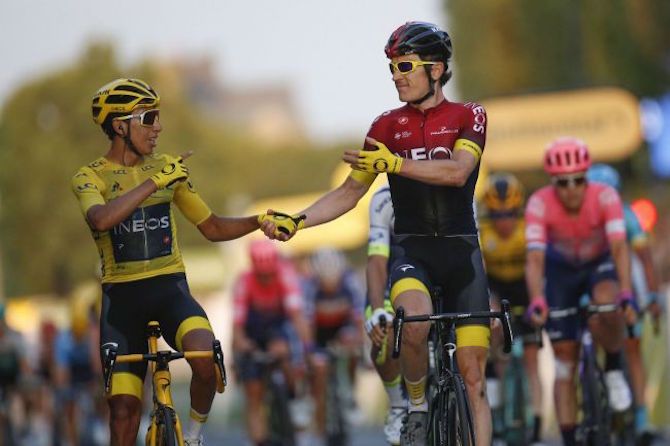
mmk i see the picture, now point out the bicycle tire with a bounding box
[267,371,296,446]
[504,358,528,446]
[453,374,474,446]
[153,405,178,446]
[579,359,611,446]
[325,362,348,446]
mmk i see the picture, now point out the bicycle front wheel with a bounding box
[152,405,178,446]
[448,374,474,446]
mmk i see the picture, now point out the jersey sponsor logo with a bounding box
[526,196,545,218]
[394,131,413,140]
[525,223,545,241]
[398,116,409,125]
[430,126,458,136]
[598,187,619,206]
[400,146,452,160]
[76,182,98,192]
[467,103,486,134]
[113,169,127,175]
[111,203,172,262]
[89,159,107,168]
[397,264,414,272]
[111,182,122,193]
[141,164,155,172]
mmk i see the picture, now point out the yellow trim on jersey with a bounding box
[368,244,390,258]
[454,138,483,161]
[110,372,144,399]
[455,325,491,348]
[390,278,429,303]
[348,169,377,186]
[175,316,213,351]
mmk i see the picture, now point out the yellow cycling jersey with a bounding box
[71,154,212,283]
[479,218,526,282]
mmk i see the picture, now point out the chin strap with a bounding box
[410,81,436,106]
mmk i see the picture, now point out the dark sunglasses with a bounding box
[389,60,437,75]
[552,175,587,188]
[117,109,160,127]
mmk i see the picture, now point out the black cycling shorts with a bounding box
[487,277,537,344]
[101,273,212,398]
[388,235,491,348]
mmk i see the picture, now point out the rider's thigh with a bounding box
[266,338,291,360]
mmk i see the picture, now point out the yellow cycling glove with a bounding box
[258,212,306,237]
[150,156,189,190]
[356,140,403,174]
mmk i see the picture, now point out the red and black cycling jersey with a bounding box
[365,100,487,236]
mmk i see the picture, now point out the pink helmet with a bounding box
[249,240,279,274]
[543,137,591,175]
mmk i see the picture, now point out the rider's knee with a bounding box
[109,396,141,421]
[401,321,430,347]
[460,362,485,393]
[190,358,216,384]
[554,358,575,381]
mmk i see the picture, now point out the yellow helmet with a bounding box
[91,78,160,126]
[482,172,525,214]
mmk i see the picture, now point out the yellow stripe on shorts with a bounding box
[110,372,144,399]
[389,277,429,304]
[175,316,213,351]
[455,325,491,348]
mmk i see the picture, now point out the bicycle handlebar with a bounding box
[101,340,227,395]
[392,299,514,359]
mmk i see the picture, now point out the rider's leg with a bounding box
[456,336,491,446]
[267,338,294,395]
[624,336,649,430]
[181,328,217,441]
[310,354,329,435]
[108,394,142,446]
[370,338,404,406]
[551,340,579,446]
[392,290,432,413]
[589,280,625,352]
[523,343,543,442]
[243,380,267,443]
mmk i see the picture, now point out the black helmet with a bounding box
[385,22,452,64]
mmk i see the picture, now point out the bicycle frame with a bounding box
[101,321,227,446]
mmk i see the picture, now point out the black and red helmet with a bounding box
[385,21,453,63]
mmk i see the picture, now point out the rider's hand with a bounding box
[150,155,189,189]
[526,296,549,328]
[347,137,403,174]
[617,290,638,325]
[258,210,306,241]
[365,308,393,347]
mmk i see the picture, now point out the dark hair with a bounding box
[420,54,452,86]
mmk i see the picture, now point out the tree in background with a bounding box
[445,0,670,99]
[0,42,342,297]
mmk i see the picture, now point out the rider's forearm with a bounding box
[611,238,632,292]
[634,244,659,292]
[525,250,546,299]
[366,255,388,310]
[197,214,260,242]
[290,313,314,346]
[86,180,157,231]
[298,177,368,228]
[398,152,477,187]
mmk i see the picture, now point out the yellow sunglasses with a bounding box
[389,60,437,75]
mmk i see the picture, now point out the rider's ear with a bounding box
[113,120,126,137]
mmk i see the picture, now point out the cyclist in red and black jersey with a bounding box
[259,22,492,446]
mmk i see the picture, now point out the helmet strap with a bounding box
[120,124,143,165]
[410,67,438,105]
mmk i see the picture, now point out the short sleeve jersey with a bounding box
[71,155,212,283]
[363,100,487,236]
[367,186,397,259]
[623,204,648,248]
[524,183,626,265]
[232,263,304,327]
[479,218,526,282]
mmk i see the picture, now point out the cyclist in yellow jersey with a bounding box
[479,173,544,445]
[72,78,262,446]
